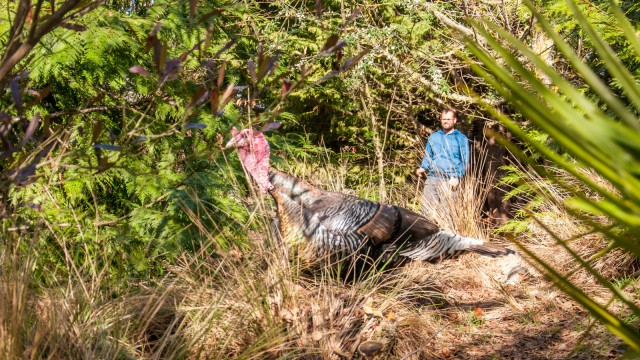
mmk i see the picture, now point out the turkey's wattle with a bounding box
[226,127,273,193]
[225,127,515,265]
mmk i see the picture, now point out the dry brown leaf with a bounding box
[363,305,383,318]
[473,307,484,317]
[385,311,396,321]
[280,308,294,323]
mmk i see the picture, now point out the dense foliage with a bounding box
[1,0,530,281]
[1,0,640,356]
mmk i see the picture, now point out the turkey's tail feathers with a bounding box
[467,243,516,258]
[397,231,516,262]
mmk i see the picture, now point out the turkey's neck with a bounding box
[239,146,273,193]
[268,170,316,201]
[267,170,293,195]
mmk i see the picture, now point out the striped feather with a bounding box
[267,170,515,265]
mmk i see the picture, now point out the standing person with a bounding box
[415,107,470,211]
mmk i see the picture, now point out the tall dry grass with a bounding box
[418,144,496,241]
[501,162,638,282]
[0,143,505,359]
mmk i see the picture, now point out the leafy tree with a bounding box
[1,0,369,284]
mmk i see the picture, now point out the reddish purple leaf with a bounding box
[24,86,51,109]
[340,7,363,32]
[200,60,214,70]
[145,22,163,52]
[199,9,224,23]
[210,88,220,116]
[179,39,204,62]
[217,62,226,89]
[0,115,10,137]
[257,43,264,71]
[16,71,29,80]
[218,83,236,113]
[14,164,36,186]
[188,87,208,108]
[129,65,151,78]
[314,0,323,18]
[248,58,257,84]
[260,122,281,132]
[153,41,166,73]
[161,59,181,82]
[60,22,87,32]
[92,120,103,144]
[258,53,279,82]
[281,80,293,99]
[320,41,346,56]
[0,113,11,152]
[316,71,338,84]
[0,137,13,155]
[214,39,237,57]
[340,47,370,71]
[185,123,207,129]
[319,34,339,53]
[19,113,40,148]
[9,78,22,113]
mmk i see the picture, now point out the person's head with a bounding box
[440,107,458,134]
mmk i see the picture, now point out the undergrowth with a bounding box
[1,142,498,359]
[1,138,632,359]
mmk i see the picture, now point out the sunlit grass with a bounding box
[0,138,631,359]
[0,151,452,359]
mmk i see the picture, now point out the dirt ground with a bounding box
[406,251,628,359]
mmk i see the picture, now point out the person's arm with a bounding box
[416,141,434,177]
[449,134,469,189]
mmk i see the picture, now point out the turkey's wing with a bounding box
[304,192,399,248]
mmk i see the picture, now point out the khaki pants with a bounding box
[421,178,454,214]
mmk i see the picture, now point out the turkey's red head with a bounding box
[225,127,273,193]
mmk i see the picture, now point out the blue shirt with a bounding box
[420,129,469,179]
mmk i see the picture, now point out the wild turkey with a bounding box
[225,127,515,266]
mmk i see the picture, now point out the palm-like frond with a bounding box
[464,0,640,353]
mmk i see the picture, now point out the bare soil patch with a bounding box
[407,252,628,359]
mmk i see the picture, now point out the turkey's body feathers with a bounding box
[268,170,513,264]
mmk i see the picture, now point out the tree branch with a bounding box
[10,106,122,123]
[380,49,502,106]
[3,0,31,62]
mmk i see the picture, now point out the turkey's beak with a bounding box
[224,138,238,149]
